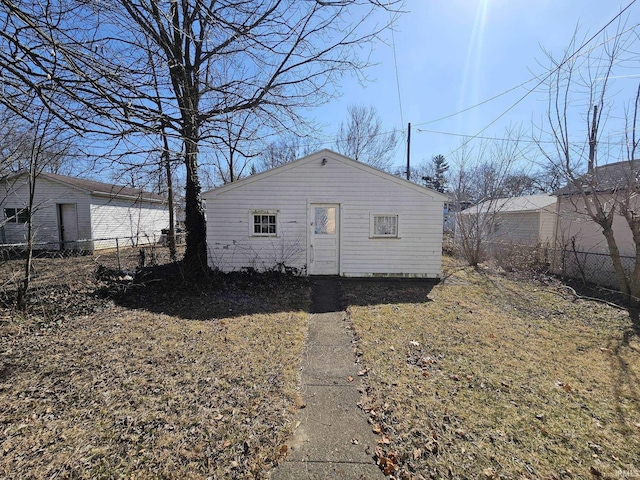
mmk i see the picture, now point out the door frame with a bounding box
[307,202,342,275]
[57,203,79,250]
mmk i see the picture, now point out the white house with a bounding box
[458,194,557,246]
[1,171,170,251]
[202,149,447,277]
[551,160,640,287]
[553,160,640,256]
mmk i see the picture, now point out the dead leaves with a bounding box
[294,393,306,409]
[556,380,574,393]
[343,262,640,480]
[425,433,439,455]
[483,467,497,479]
[375,446,399,476]
[589,466,603,477]
[277,444,288,458]
[0,262,310,479]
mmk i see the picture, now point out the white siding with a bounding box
[1,175,91,248]
[204,151,444,277]
[1,173,169,251]
[459,203,557,246]
[90,196,169,250]
[552,193,639,287]
[556,193,636,256]
[538,206,557,245]
[490,212,540,244]
[556,193,640,256]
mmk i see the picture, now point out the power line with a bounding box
[443,0,639,158]
[413,78,539,127]
[413,4,639,130]
[417,128,555,144]
[389,6,404,126]
[416,127,632,146]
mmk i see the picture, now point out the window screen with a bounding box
[373,215,398,237]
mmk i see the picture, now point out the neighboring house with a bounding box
[552,160,640,286]
[553,160,640,256]
[458,194,557,245]
[1,171,170,251]
[202,149,447,277]
[443,194,473,233]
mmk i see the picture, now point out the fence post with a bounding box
[116,238,121,272]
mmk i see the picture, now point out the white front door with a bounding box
[309,204,340,275]
[58,203,79,250]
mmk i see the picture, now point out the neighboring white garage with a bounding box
[1,171,169,251]
[203,149,447,277]
[458,194,557,245]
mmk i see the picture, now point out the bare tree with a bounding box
[335,104,400,170]
[0,108,72,177]
[537,23,640,303]
[0,0,402,265]
[208,111,261,185]
[395,159,431,185]
[257,134,315,172]
[451,131,525,266]
[1,106,74,309]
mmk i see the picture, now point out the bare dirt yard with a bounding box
[0,249,309,479]
[344,258,640,480]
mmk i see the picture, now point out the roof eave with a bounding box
[91,190,166,204]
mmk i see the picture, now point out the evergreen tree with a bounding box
[423,154,449,192]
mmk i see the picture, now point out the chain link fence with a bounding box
[1,236,185,315]
[459,239,631,291]
[548,247,633,290]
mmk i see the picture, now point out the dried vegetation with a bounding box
[345,257,640,480]
[0,249,309,479]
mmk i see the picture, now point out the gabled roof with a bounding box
[3,171,166,203]
[461,194,556,215]
[553,159,640,196]
[202,149,448,201]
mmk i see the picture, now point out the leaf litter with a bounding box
[0,249,309,478]
[345,256,640,479]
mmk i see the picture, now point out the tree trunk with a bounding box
[183,133,207,267]
[162,130,177,262]
[630,251,640,307]
[602,227,631,300]
[16,218,33,311]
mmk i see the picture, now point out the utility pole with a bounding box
[406,122,411,180]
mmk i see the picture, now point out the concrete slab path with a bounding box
[271,278,384,480]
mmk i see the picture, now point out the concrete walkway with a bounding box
[271,279,384,479]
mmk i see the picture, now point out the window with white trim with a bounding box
[371,214,398,238]
[4,208,29,224]
[252,212,277,236]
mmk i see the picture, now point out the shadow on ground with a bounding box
[99,264,438,320]
[559,276,640,338]
[310,276,342,313]
[340,277,437,308]
[97,264,311,321]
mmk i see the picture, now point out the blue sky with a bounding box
[306,0,640,173]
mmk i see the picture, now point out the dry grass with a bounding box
[345,258,640,480]
[0,251,309,479]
